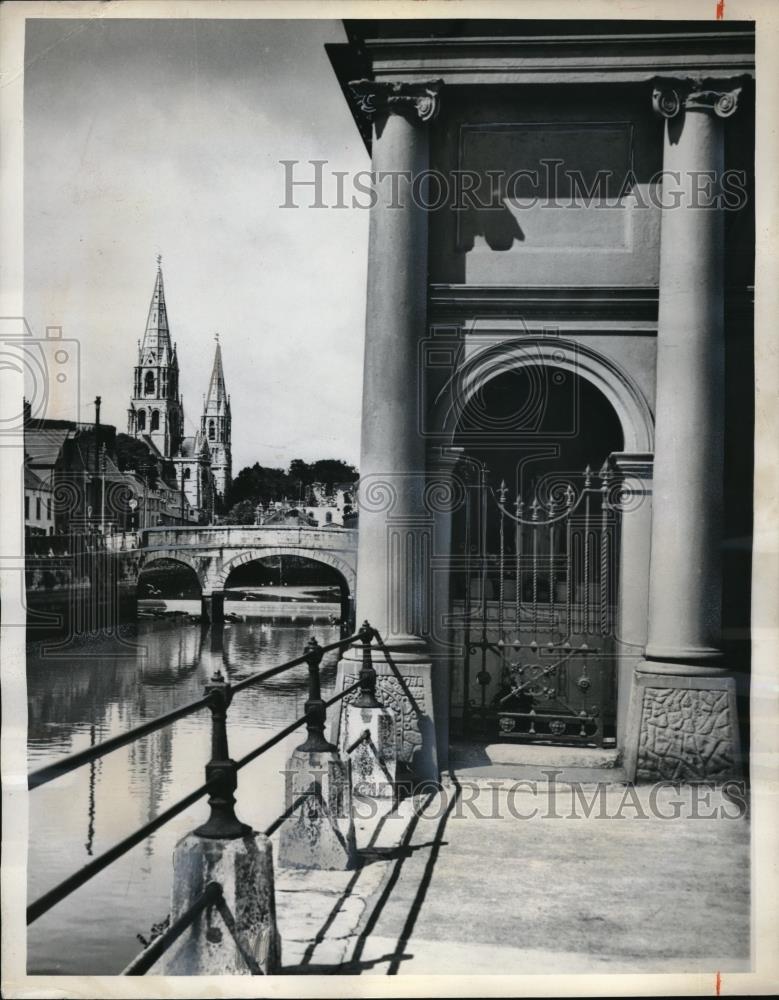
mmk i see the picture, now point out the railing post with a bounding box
[194,671,250,839]
[355,622,381,709]
[278,634,356,870]
[297,638,337,753]
[163,669,280,974]
[339,621,398,801]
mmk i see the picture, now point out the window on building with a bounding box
[208,420,215,441]
[184,467,191,479]
[138,409,146,431]
[36,497,41,520]
[150,410,160,431]
[47,498,52,520]
[25,495,29,520]
[144,371,155,395]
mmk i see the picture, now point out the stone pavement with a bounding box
[272,770,750,976]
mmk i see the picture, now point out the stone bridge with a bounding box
[130,525,359,599]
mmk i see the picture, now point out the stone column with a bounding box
[334,80,442,782]
[426,447,467,770]
[625,79,745,782]
[609,453,653,744]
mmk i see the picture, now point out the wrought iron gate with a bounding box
[459,463,619,747]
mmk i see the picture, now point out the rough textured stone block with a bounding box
[340,702,397,798]
[163,831,280,975]
[624,672,741,782]
[277,748,357,870]
[331,658,438,782]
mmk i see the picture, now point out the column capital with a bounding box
[349,79,443,124]
[651,77,746,120]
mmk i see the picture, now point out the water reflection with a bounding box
[27,593,340,975]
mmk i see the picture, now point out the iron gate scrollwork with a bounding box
[459,462,619,747]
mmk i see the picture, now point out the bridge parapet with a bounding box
[141,525,358,552]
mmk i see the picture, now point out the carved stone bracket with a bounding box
[349,79,443,124]
[651,78,745,119]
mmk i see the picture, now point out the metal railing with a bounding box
[26,621,380,972]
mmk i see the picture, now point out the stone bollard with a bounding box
[165,832,279,974]
[340,623,397,799]
[163,670,281,975]
[278,637,357,870]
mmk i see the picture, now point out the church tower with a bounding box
[127,258,184,458]
[201,334,232,499]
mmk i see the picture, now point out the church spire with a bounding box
[205,333,228,410]
[128,255,183,459]
[139,255,173,364]
[201,332,232,500]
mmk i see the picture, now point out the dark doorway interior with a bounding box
[449,365,626,747]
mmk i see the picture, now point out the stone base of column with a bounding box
[623,668,742,782]
[277,749,357,871]
[331,645,438,784]
[163,831,281,975]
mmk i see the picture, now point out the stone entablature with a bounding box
[353,28,754,85]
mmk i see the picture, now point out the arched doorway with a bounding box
[224,555,353,634]
[450,363,627,747]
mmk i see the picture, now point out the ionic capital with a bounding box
[349,79,443,124]
[651,78,744,120]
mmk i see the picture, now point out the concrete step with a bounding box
[449,741,621,769]
[444,763,629,786]
[446,740,626,785]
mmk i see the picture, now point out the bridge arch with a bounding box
[137,552,206,591]
[215,546,356,596]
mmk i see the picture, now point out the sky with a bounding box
[24,18,370,471]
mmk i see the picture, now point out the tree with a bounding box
[309,459,358,490]
[288,459,311,484]
[225,499,256,525]
[115,434,160,489]
[225,458,358,510]
[226,463,290,508]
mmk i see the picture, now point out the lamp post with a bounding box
[129,497,138,534]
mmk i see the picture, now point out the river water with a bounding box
[26,589,342,975]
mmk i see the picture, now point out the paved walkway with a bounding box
[275,773,750,976]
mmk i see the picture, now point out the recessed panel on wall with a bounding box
[454,121,661,286]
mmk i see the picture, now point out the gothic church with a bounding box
[127,260,232,521]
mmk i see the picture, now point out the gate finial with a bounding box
[600,461,611,508]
